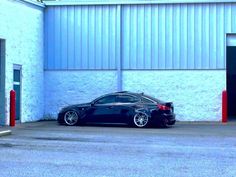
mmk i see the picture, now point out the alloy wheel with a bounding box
[134,112,149,127]
[64,111,78,126]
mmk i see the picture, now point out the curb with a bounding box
[0,130,12,137]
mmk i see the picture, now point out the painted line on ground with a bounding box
[0,130,12,137]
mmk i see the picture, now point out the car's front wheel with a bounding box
[64,110,79,126]
[133,112,149,128]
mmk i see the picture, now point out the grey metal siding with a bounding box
[121,3,235,69]
[45,5,119,69]
[44,3,236,70]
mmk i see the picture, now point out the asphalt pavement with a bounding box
[0,121,236,177]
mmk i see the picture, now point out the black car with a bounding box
[58,91,176,128]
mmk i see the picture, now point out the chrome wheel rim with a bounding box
[134,112,148,127]
[64,111,78,126]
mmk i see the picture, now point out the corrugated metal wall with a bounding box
[121,3,236,69]
[45,5,119,69]
[44,3,236,70]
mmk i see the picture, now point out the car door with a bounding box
[115,94,141,123]
[88,95,118,123]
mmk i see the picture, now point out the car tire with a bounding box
[133,112,149,128]
[63,110,79,126]
[159,118,171,128]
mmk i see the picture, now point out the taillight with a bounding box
[157,104,171,111]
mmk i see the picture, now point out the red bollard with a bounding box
[222,90,227,123]
[10,90,16,127]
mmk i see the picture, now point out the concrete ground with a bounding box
[0,121,236,177]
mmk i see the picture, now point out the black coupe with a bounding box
[58,91,176,128]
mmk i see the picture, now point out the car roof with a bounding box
[114,91,141,96]
[92,91,161,103]
[114,91,162,103]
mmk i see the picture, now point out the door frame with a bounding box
[0,39,6,125]
[226,33,236,119]
[0,38,6,125]
[13,64,22,122]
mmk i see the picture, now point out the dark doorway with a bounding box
[227,45,236,120]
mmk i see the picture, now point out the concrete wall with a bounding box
[123,70,225,121]
[44,71,117,118]
[44,70,225,121]
[0,0,44,124]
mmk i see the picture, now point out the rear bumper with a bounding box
[162,113,176,125]
[152,113,176,125]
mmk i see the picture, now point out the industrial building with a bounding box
[1,0,236,125]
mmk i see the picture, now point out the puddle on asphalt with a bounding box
[0,143,17,148]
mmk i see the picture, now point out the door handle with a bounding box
[107,106,113,109]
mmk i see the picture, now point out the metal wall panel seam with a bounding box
[67,6,75,69]
[158,5,166,69]
[94,6,96,69]
[130,5,137,69]
[216,5,224,68]
[144,5,152,69]
[73,6,76,69]
[165,4,173,69]
[173,4,181,69]
[151,5,158,69]
[108,7,111,69]
[130,5,132,69]
[125,5,130,69]
[47,8,55,69]
[209,4,217,69]
[44,9,48,69]
[54,7,61,69]
[60,6,68,69]
[116,5,122,91]
[180,4,188,69]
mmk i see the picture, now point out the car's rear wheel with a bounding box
[64,110,79,126]
[133,112,149,128]
[160,118,171,128]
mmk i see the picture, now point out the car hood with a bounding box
[73,103,91,107]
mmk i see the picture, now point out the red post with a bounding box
[10,90,16,127]
[222,90,227,123]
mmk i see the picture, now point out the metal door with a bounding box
[13,65,21,121]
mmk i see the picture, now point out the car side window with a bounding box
[142,97,155,103]
[95,95,117,104]
[117,95,140,103]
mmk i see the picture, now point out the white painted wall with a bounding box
[44,70,225,121]
[123,70,226,121]
[44,71,117,118]
[0,0,44,124]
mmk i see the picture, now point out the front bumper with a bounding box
[57,112,65,124]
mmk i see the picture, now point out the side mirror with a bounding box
[91,102,95,106]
